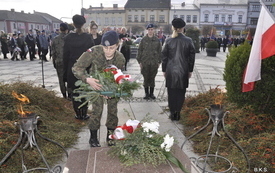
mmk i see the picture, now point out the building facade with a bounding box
[82,4,125,31]
[0,9,62,35]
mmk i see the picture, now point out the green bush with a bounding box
[223,42,275,115]
[206,40,218,49]
[186,27,200,53]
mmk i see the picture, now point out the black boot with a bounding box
[106,128,115,146]
[81,107,90,120]
[149,87,156,99]
[173,112,180,121]
[143,87,150,100]
[74,109,82,119]
[89,130,101,147]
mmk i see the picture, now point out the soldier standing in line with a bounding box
[136,23,162,100]
[0,30,9,59]
[36,30,42,59]
[52,23,69,99]
[25,29,36,61]
[72,30,125,147]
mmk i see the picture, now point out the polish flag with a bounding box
[242,5,275,92]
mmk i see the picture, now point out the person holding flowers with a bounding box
[72,30,125,147]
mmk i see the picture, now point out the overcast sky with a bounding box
[0,0,193,23]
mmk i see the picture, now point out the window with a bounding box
[111,17,115,25]
[159,15,165,23]
[128,15,132,22]
[186,15,191,23]
[204,14,209,22]
[192,15,197,23]
[141,15,145,22]
[238,15,243,23]
[180,15,184,21]
[228,15,232,22]
[105,17,109,25]
[266,5,274,13]
[13,23,16,29]
[117,17,122,25]
[96,17,101,25]
[150,15,155,22]
[215,14,219,22]
[134,15,138,22]
[250,18,258,25]
[252,5,260,12]
[221,14,225,22]
[173,14,178,19]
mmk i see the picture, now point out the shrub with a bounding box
[186,27,200,53]
[206,40,218,49]
[223,42,275,115]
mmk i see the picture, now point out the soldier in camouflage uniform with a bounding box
[136,24,162,100]
[51,23,68,99]
[72,30,125,147]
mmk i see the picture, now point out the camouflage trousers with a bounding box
[55,64,67,97]
[141,63,159,87]
[88,96,120,130]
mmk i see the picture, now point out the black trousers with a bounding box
[167,87,186,114]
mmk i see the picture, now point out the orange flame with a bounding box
[214,87,226,107]
[12,91,31,117]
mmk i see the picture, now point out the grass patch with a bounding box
[0,82,86,172]
[180,87,275,172]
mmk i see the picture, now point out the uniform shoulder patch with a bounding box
[86,48,93,52]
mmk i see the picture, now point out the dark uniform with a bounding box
[52,32,67,98]
[72,45,125,130]
[25,31,36,61]
[136,33,161,99]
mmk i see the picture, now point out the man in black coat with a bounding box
[25,29,36,61]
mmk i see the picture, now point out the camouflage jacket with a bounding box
[136,34,162,65]
[52,32,67,67]
[72,45,126,83]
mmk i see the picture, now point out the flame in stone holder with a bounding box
[0,92,68,173]
[181,104,251,173]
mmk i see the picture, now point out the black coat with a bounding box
[161,33,195,89]
[63,32,94,89]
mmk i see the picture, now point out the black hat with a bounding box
[172,18,186,28]
[60,23,68,31]
[146,23,154,29]
[101,30,119,46]
[72,14,86,27]
[42,30,45,33]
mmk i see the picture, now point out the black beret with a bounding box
[146,23,154,29]
[101,30,119,46]
[172,18,186,28]
[60,23,68,31]
[72,15,86,26]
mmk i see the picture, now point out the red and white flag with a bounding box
[242,4,275,92]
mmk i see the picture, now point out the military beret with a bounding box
[60,23,68,31]
[101,30,119,46]
[72,14,86,26]
[172,18,186,28]
[146,23,154,29]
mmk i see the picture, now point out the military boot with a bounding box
[89,130,101,147]
[106,128,115,146]
[149,87,156,99]
[143,87,150,100]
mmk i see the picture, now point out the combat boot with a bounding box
[149,87,156,99]
[106,128,115,146]
[143,87,150,100]
[89,130,101,147]
[81,107,90,120]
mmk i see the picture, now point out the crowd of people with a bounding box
[200,34,247,52]
[1,15,195,147]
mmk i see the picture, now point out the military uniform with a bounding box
[136,34,161,99]
[51,32,67,98]
[72,45,125,130]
